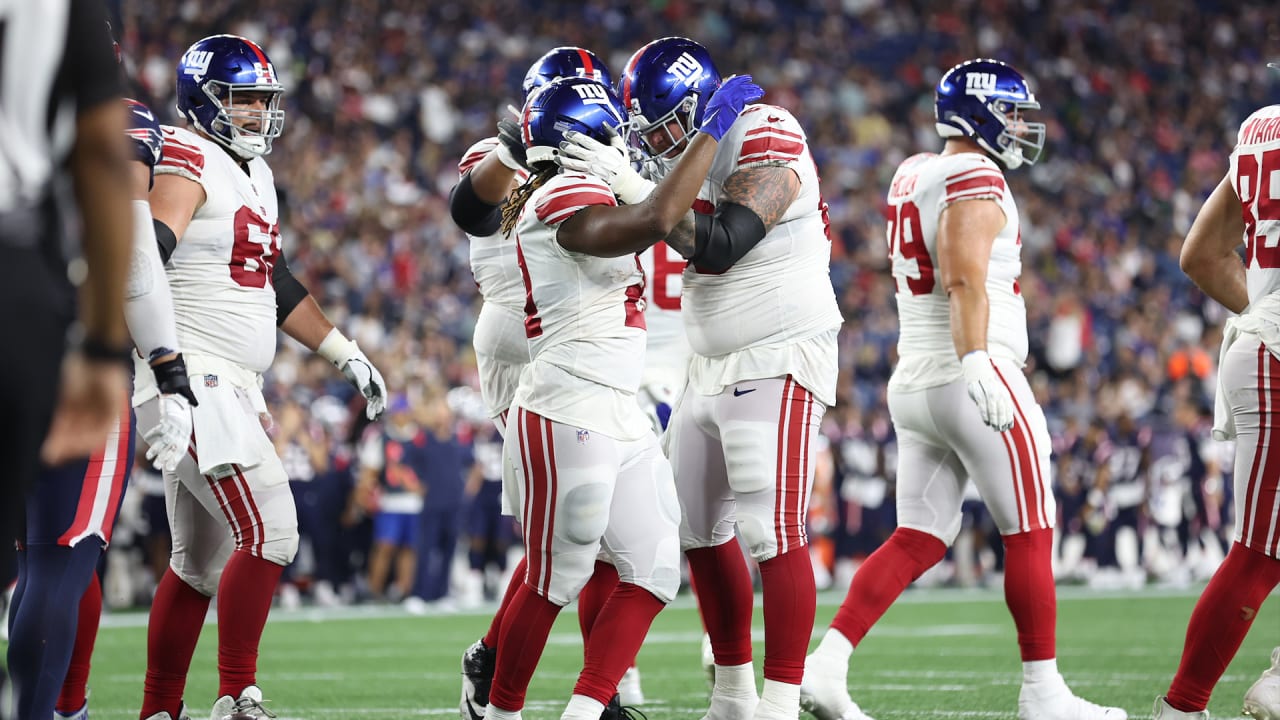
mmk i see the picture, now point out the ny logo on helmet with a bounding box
[965,72,998,96]
[572,82,613,106]
[183,49,214,77]
[667,52,704,83]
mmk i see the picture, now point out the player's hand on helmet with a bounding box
[961,351,1014,432]
[699,74,764,142]
[558,124,655,205]
[143,354,198,473]
[495,118,529,172]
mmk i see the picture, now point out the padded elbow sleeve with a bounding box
[691,202,768,273]
[273,252,310,326]
[449,173,503,237]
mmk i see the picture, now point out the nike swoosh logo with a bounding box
[463,698,484,720]
[702,109,720,127]
[733,387,756,397]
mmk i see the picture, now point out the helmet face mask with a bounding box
[619,37,721,161]
[177,35,285,160]
[934,59,1045,169]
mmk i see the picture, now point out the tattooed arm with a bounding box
[672,163,800,271]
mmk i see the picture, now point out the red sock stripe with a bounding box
[995,367,1048,530]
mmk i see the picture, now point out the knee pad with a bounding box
[737,510,774,561]
[622,534,682,603]
[258,523,300,566]
[169,556,221,597]
[561,481,611,546]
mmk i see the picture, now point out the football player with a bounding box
[797,59,1124,720]
[9,88,199,720]
[449,46,658,718]
[1152,61,1280,720]
[134,35,387,720]
[473,73,760,720]
[562,36,842,720]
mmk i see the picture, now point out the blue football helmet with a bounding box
[619,37,721,158]
[935,59,1045,169]
[124,99,162,167]
[523,47,613,97]
[176,34,285,159]
[520,77,628,167]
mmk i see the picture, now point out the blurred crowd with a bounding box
[95,0,1280,608]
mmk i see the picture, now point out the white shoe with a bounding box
[700,633,716,696]
[618,666,645,706]
[54,702,89,720]
[1244,647,1280,720]
[1152,697,1207,719]
[800,654,875,720]
[701,693,759,720]
[210,685,274,719]
[1018,680,1127,720]
[142,702,192,720]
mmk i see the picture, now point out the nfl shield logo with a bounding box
[577,429,590,444]
[204,374,219,388]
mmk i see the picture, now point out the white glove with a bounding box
[557,125,656,205]
[318,328,388,420]
[961,350,1014,432]
[143,393,193,472]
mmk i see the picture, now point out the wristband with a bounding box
[317,327,357,366]
[81,336,134,366]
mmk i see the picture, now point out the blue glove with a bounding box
[698,75,764,142]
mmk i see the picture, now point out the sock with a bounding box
[711,661,758,699]
[576,561,619,656]
[560,693,606,720]
[829,527,947,646]
[141,569,211,720]
[811,629,855,667]
[758,547,816,684]
[687,542,754,666]
[1003,528,1057,661]
[484,556,528,648]
[6,542,103,720]
[488,583,564,712]
[573,582,665,704]
[216,550,286,698]
[758,677,802,716]
[1166,542,1280,712]
[1022,658,1060,684]
[57,573,103,713]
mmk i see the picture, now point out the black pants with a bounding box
[0,245,72,585]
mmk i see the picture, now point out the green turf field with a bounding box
[69,586,1278,719]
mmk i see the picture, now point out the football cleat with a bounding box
[209,685,275,719]
[460,638,497,720]
[1018,680,1126,720]
[1152,697,1207,719]
[800,654,875,720]
[142,702,192,720]
[618,666,645,706]
[54,702,89,720]
[601,694,649,720]
[1244,647,1280,720]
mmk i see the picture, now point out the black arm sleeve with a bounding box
[154,219,177,262]
[449,173,503,237]
[273,251,310,326]
[690,202,769,273]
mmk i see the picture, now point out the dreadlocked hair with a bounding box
[500,162,559,236]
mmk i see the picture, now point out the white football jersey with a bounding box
[682,105,841,356]
[155,126,280,373]
[887,151,1027,392]
[1230,104,1280,304]
[460,137,529,312]
[638,243,691,377]
[509,171,650,441]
